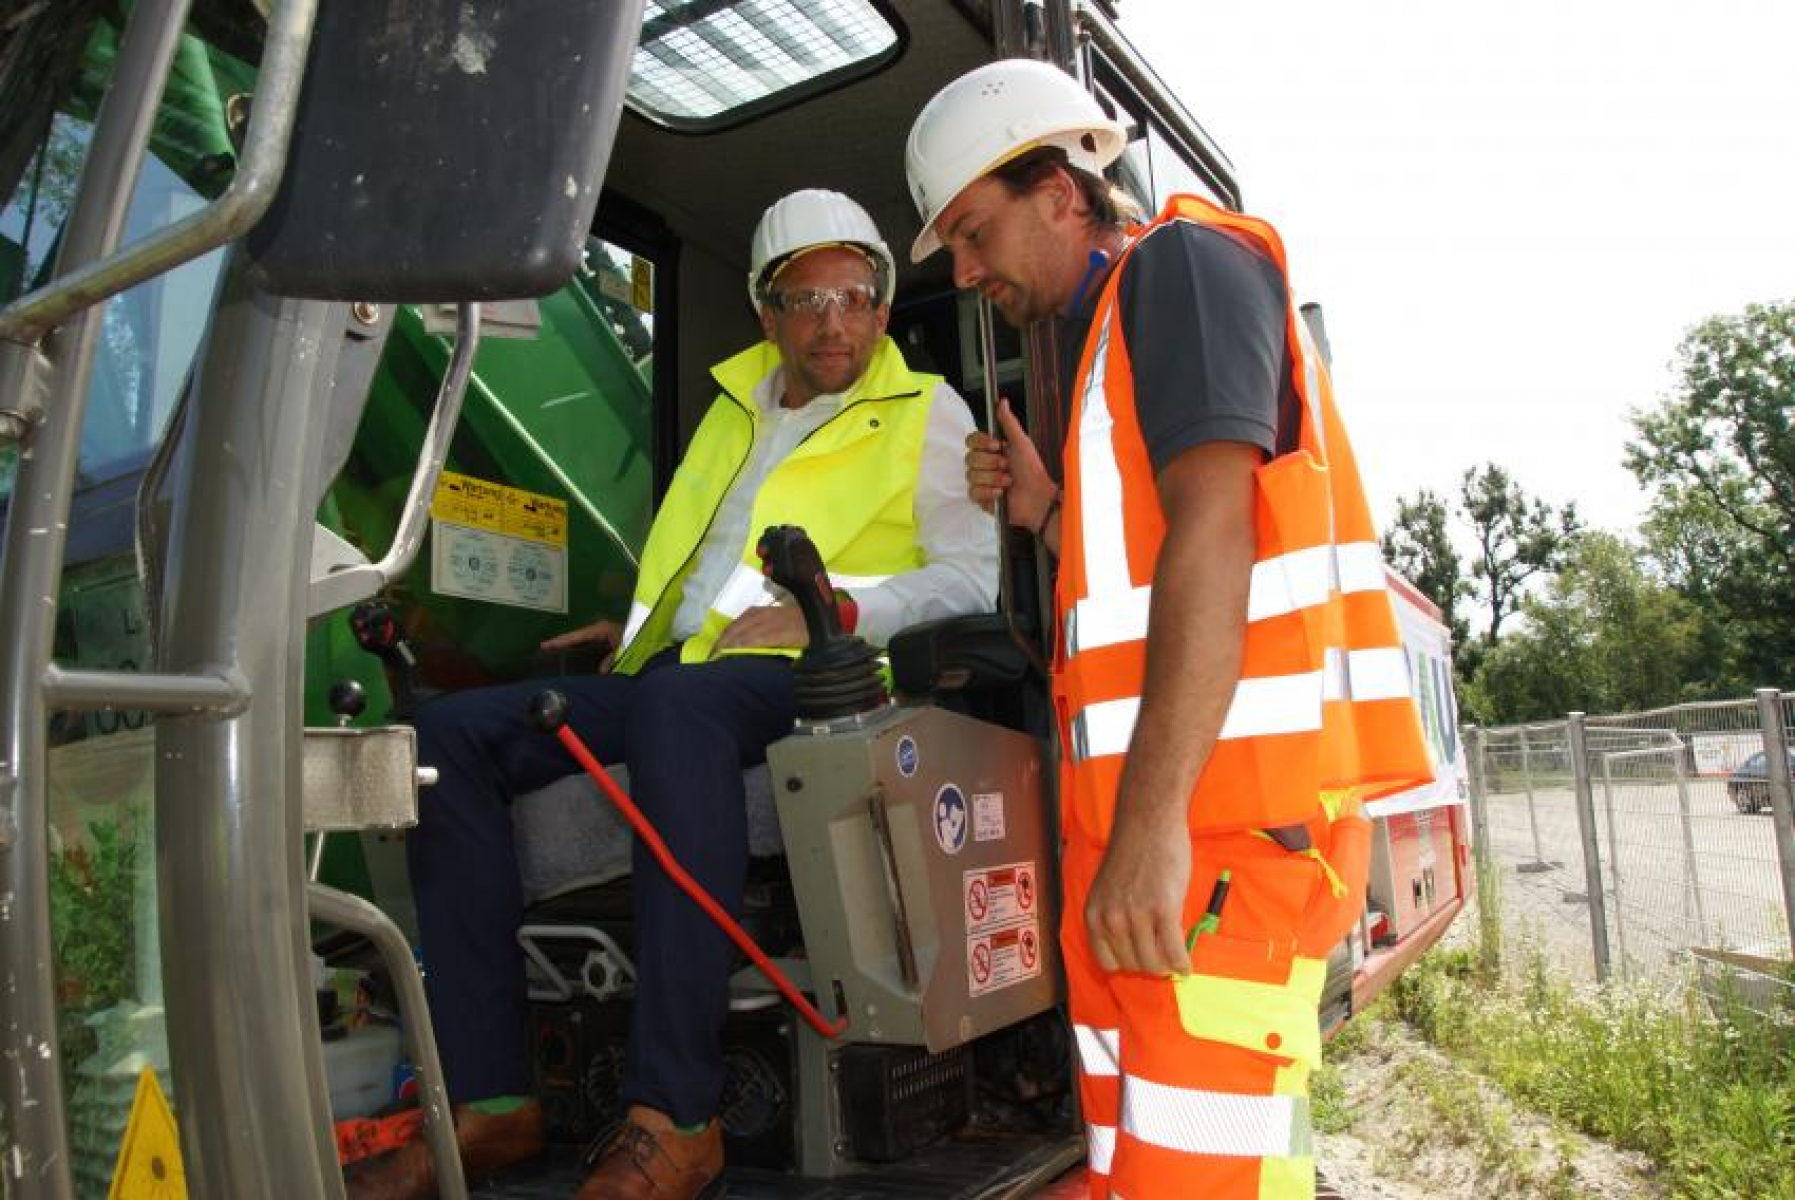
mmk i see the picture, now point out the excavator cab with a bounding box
[4,2,1467,1197]
[1,0,1106,1194]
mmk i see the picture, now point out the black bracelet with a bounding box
[1034,491,1061,540]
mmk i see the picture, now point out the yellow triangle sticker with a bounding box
[108,1066,187,1200]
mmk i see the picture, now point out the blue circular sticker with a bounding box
[933,783,968,856]
[895,735,919,778]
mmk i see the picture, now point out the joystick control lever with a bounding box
[756,524,843,646]
[754,525,886,721]
[349,602,439,720]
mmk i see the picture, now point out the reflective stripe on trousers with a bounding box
[1063,837,1320,1200]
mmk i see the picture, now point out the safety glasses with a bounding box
[766,284,880,318]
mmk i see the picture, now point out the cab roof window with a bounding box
[627,0,900,128]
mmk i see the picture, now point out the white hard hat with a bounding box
[747,189,895,312]
[905,59,1127,263]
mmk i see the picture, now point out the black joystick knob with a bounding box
[756,524,843,647]
[328,679,367,724]
[757,525,887,721]
[348,602,437,721]
[529,689,571,733]
[350,603,403,655]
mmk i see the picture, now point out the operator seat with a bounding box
[508,612,1033,904]
[512,763,783,905]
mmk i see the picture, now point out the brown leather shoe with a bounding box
[574,1106,724,1200]
[343,1099,546,1200]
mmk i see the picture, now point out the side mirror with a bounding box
[247,0,645,301]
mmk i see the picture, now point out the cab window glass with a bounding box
[628,0,900,128]
[1147,120,1226,208]
[580,238,656,376]
[1091,78,1154,216]
[0,23,251,499]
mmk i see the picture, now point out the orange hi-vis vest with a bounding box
[1054,195,1432,842]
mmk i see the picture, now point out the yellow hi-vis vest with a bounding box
[1055,195,1433,842]
[612,336,942,674]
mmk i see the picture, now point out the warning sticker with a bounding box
[895,735,919,778]
[109,1066,185,1199]
[432,522,567,613]
[963,861,1038,937]
[431,471,568,548]
[934,783,969,855]
[968,919,1044,998]
[972,791,1005,842]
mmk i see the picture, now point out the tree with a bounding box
[1635,484,1759,695]
[1467,532,1708,722]
[1628,300,1795,688]
[1381,488,1469,647]
[1459,463,1582,646]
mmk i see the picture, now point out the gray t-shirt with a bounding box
[1062,219,1296,471]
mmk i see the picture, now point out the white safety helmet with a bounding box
[905,59,1127,263]
[747,189,895,312]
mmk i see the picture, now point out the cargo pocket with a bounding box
[1173,945,1328,1071]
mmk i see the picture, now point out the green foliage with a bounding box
[1327,982,1594,1197]
[1382,488,1470,648]
[1629,300,1795,691]
[1395,944,1795,1199]
[50,820,139,1073]
[1309,1059,1353,1134]
[1467,532,1712,721]
[1460,463,1583,647]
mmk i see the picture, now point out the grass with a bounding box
[1319,992,1589,1199]
[1389,943,1795,1199]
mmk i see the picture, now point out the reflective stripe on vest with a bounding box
[620,567,894,651]
[1062,541,1389,656]
[1087,1123,1117,1175]
[1053,197,1432,838]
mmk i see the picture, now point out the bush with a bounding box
[1395,943,1795,1198]
[50,820,139,1076]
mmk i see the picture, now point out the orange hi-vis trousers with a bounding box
[1062,811,1371,1200]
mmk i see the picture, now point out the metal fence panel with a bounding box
[1472,695,1795,1013]
[1476,721,1604,981]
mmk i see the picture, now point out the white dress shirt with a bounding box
[671,363,997,648]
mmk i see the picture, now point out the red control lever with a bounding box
[530,690,848,1040]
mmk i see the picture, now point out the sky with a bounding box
[1120,0,1795,537]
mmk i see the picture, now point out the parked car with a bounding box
[1727,750,1795,813]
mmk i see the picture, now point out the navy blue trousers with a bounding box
[407,651,797,1124]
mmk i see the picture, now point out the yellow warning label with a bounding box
[630,256,653,312]
[109,1066,186,1199]
[431,471,567,548]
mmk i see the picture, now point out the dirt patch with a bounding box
[1315,1014,1665,1200]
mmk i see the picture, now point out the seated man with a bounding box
[348,189,996,1200]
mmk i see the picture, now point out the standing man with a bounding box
[906,61,1431,1200]
[348,189,995,1200]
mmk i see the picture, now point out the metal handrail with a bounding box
[0,0,318,348]
[1,1,201,1193]
[308,884,467,1200]
[42,663,248,715]
[307,302,482,618]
